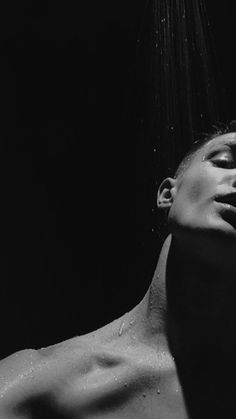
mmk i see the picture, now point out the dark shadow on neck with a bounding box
[165,239,236,419]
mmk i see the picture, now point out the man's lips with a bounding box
[214,194,236,224]
[215,193,236,209]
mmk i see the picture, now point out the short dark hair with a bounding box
[174,120,236,179]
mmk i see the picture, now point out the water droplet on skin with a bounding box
[118,320,125,336]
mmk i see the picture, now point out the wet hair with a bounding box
[174,120,236,179]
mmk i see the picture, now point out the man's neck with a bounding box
[129,234,236,416]
[133,234,236,356]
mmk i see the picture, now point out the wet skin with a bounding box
[2,133,236,418]
[0,316,189,419]
[167,132,236,259]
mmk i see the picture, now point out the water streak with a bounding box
[118,320,125,336]
[152,0,219,176]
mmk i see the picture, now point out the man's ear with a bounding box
[157,177,177,210]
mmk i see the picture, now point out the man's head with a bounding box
[157,121,236,261]
[173,121,236,180]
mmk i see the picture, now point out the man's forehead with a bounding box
[206,132,236,150]
[175,132,236,180]
[185,132,236,169]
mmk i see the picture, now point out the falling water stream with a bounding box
[151,0,219,175]
[129,0,222,267]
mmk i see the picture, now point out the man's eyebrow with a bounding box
[208,139,236,151]
[225,140,236,148]
[202,140,236,161]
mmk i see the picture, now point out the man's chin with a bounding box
[203,220,236,242]
[194,223,236,261]
[214,201,236,230]
[173,220,236,251]
[176,225,236,268]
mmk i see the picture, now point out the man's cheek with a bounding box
[185,175,209,204]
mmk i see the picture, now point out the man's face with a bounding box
[168,133,236,244]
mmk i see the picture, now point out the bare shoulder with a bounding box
[0,348,40,392]
[0,336,96,416]
[0,348,40,415]
[0,317,177,418]
[0,319,128,417]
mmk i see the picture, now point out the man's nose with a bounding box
[230,172,236,188]
[221,171,236,188]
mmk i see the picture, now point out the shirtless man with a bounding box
[1,126,236,418]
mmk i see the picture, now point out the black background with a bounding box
[1,1,236,358]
